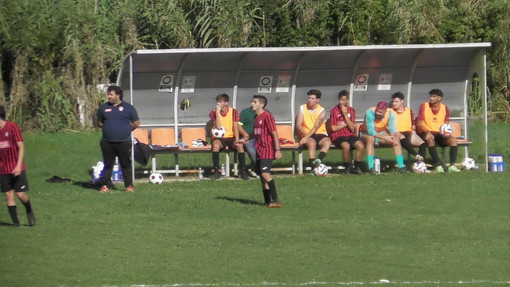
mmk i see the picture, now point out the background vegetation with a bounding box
[0,0,509,131]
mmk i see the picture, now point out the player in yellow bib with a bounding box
[295,89,332,172]
[390,92,426,162]
[415,89,460,173]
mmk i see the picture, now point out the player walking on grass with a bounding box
[97,85,140,192]
[252,95,282,208]
[0,106,35,227]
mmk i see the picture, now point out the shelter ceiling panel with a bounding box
[131,53,183,73]
[356,49,420,69]
[415,48,479,68]
[299,50,360,70]
[181,52,245,73]
[240,51,302,71]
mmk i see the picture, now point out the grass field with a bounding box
[1,121,509,287]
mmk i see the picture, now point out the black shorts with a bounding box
[311,134,329,144]
[333,136,361,149]
[255,159,273,175]
[0,170,29,193]
[212,137,236,150]
[420,132,449,147]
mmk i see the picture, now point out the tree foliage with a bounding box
[0,0,508,130]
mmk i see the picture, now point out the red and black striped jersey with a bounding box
[253,111,277,160]
[0,121,25,174]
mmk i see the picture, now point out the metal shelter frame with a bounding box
[117,43,491,177]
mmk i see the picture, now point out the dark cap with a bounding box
[376,101,388,110]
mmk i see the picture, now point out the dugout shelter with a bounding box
[117,43,491,176]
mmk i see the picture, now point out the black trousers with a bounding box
[99,140,133,187]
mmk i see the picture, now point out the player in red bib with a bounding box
[252,95,282,208]
[0,106,35,227]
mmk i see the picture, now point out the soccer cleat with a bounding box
[125,186,134,192]
[99,185,110,193]
[27,211,36,227]
[397,167,408,173]
[368,168,378,175]
[312,158,322,167]
[240,172,250,180]
[342,167,351,174]
[351,167,363,175]
[435,165,445,173]
[211,171,221,180]
[12,222,20,227]
[268,201,283,208]
[248,170,258,178]
[448,165,461,172]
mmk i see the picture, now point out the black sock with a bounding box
[354,161,363,169]
[343,162,351,169]
[308,159,315,167]
[318,152,327,161]
[419,143,427,159]
[238,152,246,173]
[267,180,278,202]
[400,139,416,156]
[212,152,220,171]
[262,189,271,205]
[450,146,458,165]
[8,206,19,225]
[22,200,32,213]
[428,146,441,165]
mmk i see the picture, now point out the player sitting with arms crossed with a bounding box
[360,101,407,174]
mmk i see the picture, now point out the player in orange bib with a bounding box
[415,89,460,173]
[295,89,332,173]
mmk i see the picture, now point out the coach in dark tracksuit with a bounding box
[97,85,140,193]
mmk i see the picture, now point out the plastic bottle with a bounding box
[198,167,203,179]
[374,158,381,174]
[221,164,226,176]
[112,164,120,181]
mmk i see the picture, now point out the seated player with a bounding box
[328,90,364,174]
[209,93,250,180]
[390,92,426,162]
[415,88,461,172]
[295,89,332,173]
[360,101,407,174]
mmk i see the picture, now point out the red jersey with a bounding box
[329,105,356,140]
[253,111,277,160]
[0,121,25,174]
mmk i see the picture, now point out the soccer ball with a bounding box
[412,161,428,173]
[462,157,476,170]
[314,164,329,176]
[149,172,164,184]
[440,123,453,135]
[211,126,226,138]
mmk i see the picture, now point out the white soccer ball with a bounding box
[412,161,428,173]
[314,163,329,177]
[211,126,226,138]
[149,172,164,184]
[462,157,476,170]
[440,123,453,135]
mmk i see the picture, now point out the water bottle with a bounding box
[112,164,120,181]
[374,158,381,174]
[198,167,204,179]
[221,164,226,176]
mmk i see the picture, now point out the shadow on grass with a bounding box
[72,181,100,190]
[215,196,262,206]
[0,221,15,227]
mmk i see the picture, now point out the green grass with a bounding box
[1,121,510,286]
